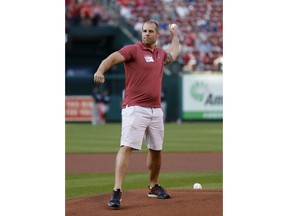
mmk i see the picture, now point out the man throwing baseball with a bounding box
[94,20,180,208]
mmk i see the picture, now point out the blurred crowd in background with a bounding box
[91,86,111,125]
[66,0,223,73]
[65,0,117,26]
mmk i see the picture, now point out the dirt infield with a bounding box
[66,189,222,216]
[66,153,223,216]
[66,152,222,173]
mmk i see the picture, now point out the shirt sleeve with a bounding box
[118,44,136,61]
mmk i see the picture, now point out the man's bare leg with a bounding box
[147,149,162,188]
[113,146,133,190]
[108,146,132,207]
[147,149,170,199]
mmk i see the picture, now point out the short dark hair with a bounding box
[142,20,159,32]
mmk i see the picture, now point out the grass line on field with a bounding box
[66,172,223,199]
[65,122,223,153]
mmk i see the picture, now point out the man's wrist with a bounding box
[173,34,180,39]
[96,71,104,75]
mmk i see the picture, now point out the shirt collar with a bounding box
[138,41,158,52]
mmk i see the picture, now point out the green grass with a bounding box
[66,172,223,199]
[65,122,223,153]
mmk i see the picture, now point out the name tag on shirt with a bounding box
[144,55,154,62]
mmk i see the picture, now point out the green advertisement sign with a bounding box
[182,74,223,120]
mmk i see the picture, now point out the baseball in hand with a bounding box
[170,23,177,30]
[193,183,202,190]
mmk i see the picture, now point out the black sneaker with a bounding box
[148,184,171,199]
[108,189,122,208]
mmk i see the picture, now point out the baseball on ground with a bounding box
[193,183,202,190]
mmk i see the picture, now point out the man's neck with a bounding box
[141,41,156,50]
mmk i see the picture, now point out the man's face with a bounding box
[142,23,159,46]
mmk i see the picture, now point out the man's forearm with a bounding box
[94,52,125,83]
[167,35,180,61]
[96,52,125,74]
[96,58,113,74]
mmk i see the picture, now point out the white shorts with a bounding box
[120,105,164,151]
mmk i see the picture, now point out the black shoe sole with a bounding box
[108,202,120,208]
[148,194,171,199]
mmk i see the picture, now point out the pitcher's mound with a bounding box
[66,189,222,216]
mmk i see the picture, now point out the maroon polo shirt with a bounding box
[118,42,167,108]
